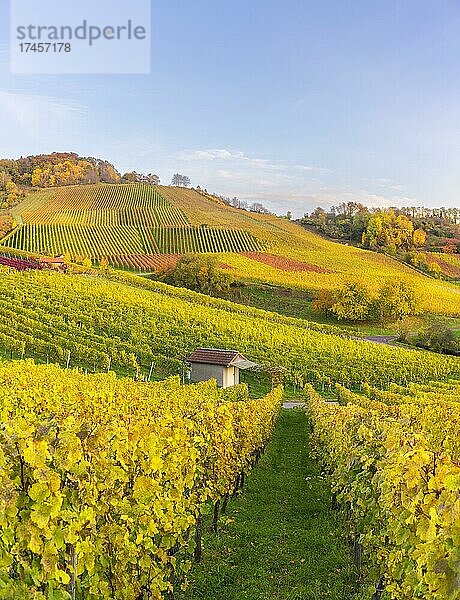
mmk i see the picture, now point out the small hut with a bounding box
[187,348,257,388]
[39,255,66,270]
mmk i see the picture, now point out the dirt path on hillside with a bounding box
[364,335,399,346]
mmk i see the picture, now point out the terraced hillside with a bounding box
[1,184,263,268]
[1,183,459,316]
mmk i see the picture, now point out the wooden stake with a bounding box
[194,513,202,562]
[213,499,220,533]
[371,577,385,600]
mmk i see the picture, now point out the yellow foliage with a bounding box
[0,361,282,598]
[307,379,460,600]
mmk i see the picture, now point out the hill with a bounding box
[0,267,458,389]
[1,184,263,269]
[1,182,459,316]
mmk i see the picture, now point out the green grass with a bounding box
[177,409,361,600]
[229,284,316,321]
[239,371,303,400]
[227,283,403,335]
[228,283,460,339]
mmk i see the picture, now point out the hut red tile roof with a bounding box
[187,348,242,367]
[39,256,65,264]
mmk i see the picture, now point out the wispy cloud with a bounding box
[179,148,330,175]
[294,164,332,174]
[178,148,284,171]
[169,147,419,216]
[0,90,88,156]
[0,91,86,132]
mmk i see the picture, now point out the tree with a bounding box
[0,214,14,238]
[249,202,269,214]
[315,279,420,323]
[362,210,415,252]
[159,255,234,296]
[413,228,426,248]
[122,172,160,185]
[171,174,191,187]
[312,289,336,315]
[428,261,442,278]
[330,282,373,321]
[1,179,22,208]
[81,258,92,272]
[122,171,139,183]
[145,173,160,185]
[373,280,419,321]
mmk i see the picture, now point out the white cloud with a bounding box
[294,164,332,174]
[373,178,405,192]
[178,148,332,179]
[182,149,245,161]
[168,147,421,216]
[179,148,285,171]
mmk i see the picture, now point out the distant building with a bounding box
[38,255,66,270]
[187,348,257,388]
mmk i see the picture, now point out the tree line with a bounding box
[301,201,460,254]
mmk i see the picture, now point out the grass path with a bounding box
[178,409,360,600]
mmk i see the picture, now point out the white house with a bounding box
[187,348,256,388]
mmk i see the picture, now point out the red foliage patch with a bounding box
[240,252,332,273]
[113,254,180,272]
[427,255,460,279]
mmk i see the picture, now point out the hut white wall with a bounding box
[190,364,240,388]
[190,363,225,386]
[222,366,239,388]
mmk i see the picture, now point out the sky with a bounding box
[1,0,460,216]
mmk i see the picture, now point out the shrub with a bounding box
[159,255,234,297]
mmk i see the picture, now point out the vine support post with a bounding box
[194,512,202,562]
[371,577,385,600]
[213,499,220,533]
[352,536,362,572]
[68,544,77,600]
[232,474,240,497]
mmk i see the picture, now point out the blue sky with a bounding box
[1,0,460,215]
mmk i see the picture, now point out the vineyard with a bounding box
[426,252,460,279]
[0,267,459,599]
[0,360,282,599]
[2,224,260,259]
[2,183,460,316]
[1,184,263,270]
[307,379,460,599]
[0,268,458,388]
[16,184,189,227]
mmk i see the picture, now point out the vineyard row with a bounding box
[2,224,263,267]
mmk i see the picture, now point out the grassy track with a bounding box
[178,409,360,600]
